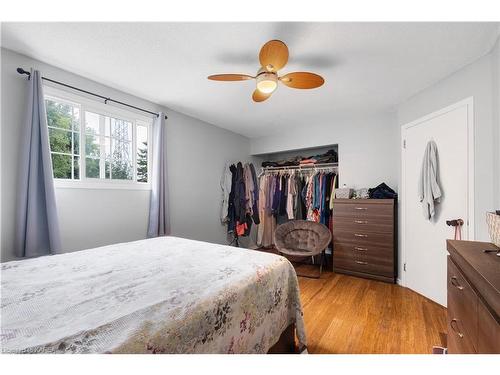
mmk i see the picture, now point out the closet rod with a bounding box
[262,162,338,171]
[16,67,168,120]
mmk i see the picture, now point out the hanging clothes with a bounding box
[249,163,260,225]
[227,164,237,233]
[222,162,260,239]
[286,171,296,220]
[257,173,276,247]
[295,175,306,220]
[234,163,246,224]
[256,169,337,246]
[418,140,442,220]
[243,163,254,216]
[220,163,232,224]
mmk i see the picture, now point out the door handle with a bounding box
[446,219,464,227]
[355,260,368,265]
[354,220,368,224]
[447,219,464,240]
[354,233,368,237]
[354,207,367,210]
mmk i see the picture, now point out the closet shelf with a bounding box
[261,162,339,172]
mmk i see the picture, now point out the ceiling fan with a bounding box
[208,40,325,102]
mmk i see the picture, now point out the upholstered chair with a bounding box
[274,220,332,278]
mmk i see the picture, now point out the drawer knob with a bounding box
[450,319,464,338]
[354,246,368,251]
[355,260,368,265]
[354,207,368,210]
[354,233,368,237]
[450,276,464,290]
[354,220,368,224]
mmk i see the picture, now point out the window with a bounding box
[45,87,151,188]
[46,98,80,179]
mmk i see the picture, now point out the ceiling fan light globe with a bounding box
[256,72,278,94]
[257,80,277,94]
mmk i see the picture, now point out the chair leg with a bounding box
[283,251,326,279]
[318,250,324,278]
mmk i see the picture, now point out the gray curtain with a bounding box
[15,70,62,257]
[147,112,170,237]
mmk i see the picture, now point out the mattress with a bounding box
[1,236,306,353]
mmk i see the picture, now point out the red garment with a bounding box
[236,221,247,236]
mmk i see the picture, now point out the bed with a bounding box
[1,236,306,354]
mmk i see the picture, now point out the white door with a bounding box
[402,98,474,307]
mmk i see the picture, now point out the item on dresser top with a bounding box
[257,167,338,248]
[352,188,369,199]
[335,184,353,199]
[368,182,397,199]
[486,211,500,247]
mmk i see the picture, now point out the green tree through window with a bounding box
[46,100,79,179]
[46,95,149,183]
[137,141,148,182]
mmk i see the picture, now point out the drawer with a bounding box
[334,201,393,218]
[447,313,477,354]
[477,301,500,354]
[333,246,394,277]
[333,230,393,248]
[447,257,478,352]
[334,216,393,234]
[334,241,393,260]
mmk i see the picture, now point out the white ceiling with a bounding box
[2,22,499,138]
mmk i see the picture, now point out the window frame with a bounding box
[44,85,152,190]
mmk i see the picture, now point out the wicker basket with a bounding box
[335,187,353,199]
[486,212,500,247]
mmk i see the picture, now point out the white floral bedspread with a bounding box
[1,236,306,353]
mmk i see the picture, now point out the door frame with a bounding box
[400,97,475,287]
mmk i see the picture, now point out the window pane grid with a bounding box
[46,94,150,185]
[46,98,81,180]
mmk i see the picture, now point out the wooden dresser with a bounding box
[446,240,499,353]
[332,199,397,283]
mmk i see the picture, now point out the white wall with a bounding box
[1,48,252,262]
[250,112,399,191]
[397,44,498,242]
[493,36,500,209]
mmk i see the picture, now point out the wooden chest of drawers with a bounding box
[332,199,397,283]
[447,240,500,354]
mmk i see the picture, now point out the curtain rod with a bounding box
[16,68,167,120]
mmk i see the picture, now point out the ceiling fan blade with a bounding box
[259,40,289,72]
[207,74,254,81]
[252,89,272,102]
[280,72,325,89]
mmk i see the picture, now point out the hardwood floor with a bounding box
[296,266,447,354]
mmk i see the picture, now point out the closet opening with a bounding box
[254,145,339,272]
